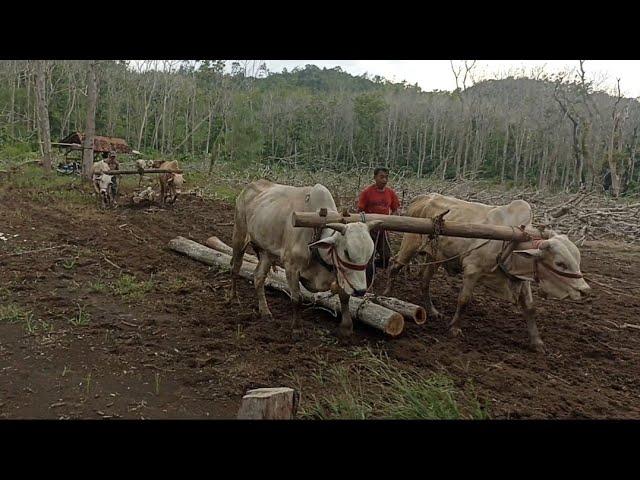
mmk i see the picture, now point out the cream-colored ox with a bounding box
[385,193,591,351]
[90,160,115,208]
[230,180,382,337]
[158,160,184,204]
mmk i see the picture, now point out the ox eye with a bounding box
[344,249,351,261]
[555,261,568,270]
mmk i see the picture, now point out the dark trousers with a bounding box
[366,230,391,286]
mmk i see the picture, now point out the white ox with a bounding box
[90,161,115,208]
[385,193,591,351]
[230,180,382,336]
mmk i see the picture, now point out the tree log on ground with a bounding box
[204,236,425,325]
[168,236,404,336]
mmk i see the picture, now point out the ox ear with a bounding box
[366,220,383,232]
[513,249,544,259]
[325,223,347,235]
[309,235,338,250]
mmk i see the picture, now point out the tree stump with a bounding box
[237,387,299,420]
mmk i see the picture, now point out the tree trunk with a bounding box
[137,74,157,151]
[82,61,99,180]
[9,61,16,138]
[34,61,53,172]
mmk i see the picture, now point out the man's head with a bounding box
[109,151,116,159]
[373,167,389,190]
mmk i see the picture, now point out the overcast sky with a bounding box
[247,60,640,98]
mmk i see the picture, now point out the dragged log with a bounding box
[168,236,404,337]
[368,295,426,325]
[204,236,425,326]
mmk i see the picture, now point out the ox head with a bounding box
[514,231,591,301]
[97,174,114,207]
[308,220,383,296]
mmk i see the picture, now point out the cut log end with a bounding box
[384,313,405,337]
[414,307,427,325]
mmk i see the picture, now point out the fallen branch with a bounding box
[0,244,70,258]
[168,236,404,336]
[102,254,122,270]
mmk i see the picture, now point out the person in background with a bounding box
[105,151,120,204]
[357,167,400,285]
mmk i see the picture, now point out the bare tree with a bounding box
[82,61,99,180]
[606,78,624,196]
[34,60,53,172]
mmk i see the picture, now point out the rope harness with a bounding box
[494,229,584,284]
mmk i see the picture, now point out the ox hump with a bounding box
[306,184,337,212]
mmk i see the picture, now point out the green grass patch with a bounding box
[0,303,54,334]
[68,305,91,327]
[111,274,154,299]
[298,348,489,420]
[89,281,108,294]
[0,303,29,324]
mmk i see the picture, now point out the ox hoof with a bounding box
[260,312,274,322]
[428,309,443,321]
[448,327,463,338]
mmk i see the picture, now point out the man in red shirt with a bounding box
[357,167,400,284]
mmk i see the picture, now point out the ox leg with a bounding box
[159,180,166,205]
[449,271,480,337]
[254,253,274,320]
[422,261,442,320]
[337,288,353,337]
[518,283,544,352]
[284,266,304,333]
[227,242,248,307]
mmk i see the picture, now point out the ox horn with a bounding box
[325,223,347,235]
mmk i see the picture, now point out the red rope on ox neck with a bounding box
[531,238,545,249]
[329,246,369,293]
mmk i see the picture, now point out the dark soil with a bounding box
[1,180,639,419]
